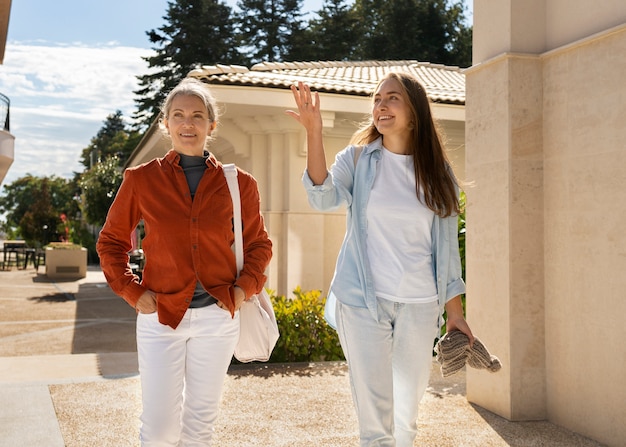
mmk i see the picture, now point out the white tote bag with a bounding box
[223,164,279,363]
[234,288,279,362]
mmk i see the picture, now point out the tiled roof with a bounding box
[188,60,465,105]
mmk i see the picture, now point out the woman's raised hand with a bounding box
[286,81,328,185]
[286,82,322,133]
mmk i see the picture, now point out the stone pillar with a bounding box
[465,0,546,420]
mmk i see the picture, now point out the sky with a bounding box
[0,0,326,188]
[0,0,471,189]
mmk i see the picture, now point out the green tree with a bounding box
[134,0,243,129]
[279,0,311,61]
[236,0,304,63]
[0,175,78,246]
[351,0,472,67]
[304,0,360,61]
[79,111,136,169]
[350,0,383,58]
[444,4,473,67]
[79,156,124,227]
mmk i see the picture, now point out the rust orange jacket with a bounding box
[96,150,272,329]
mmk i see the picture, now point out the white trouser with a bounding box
[136,305,239,447]
[336,298,439,447]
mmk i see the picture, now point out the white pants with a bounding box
[336,298,439,447]
[136,305,239,447]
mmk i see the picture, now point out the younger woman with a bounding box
[288,72,473,447]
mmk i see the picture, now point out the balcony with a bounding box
[0,92,15,185]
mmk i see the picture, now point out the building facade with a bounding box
[127,60,467,297]
[0,0,14,186]
[466,1,626,446]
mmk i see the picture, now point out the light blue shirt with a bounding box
[302,137,465,332]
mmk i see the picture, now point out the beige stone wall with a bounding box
[465,53,546,421]
[542,26,626,443]
[467,1,626,445]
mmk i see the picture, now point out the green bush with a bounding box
[269,287,344,363]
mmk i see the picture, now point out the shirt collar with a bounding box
[164,149,219,169]
[363,136,384,157]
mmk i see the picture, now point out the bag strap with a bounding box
[223,163,244,277]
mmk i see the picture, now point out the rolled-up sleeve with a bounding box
[444,210,466,302]
[302,169,339,210]
[302,145,357,212]
[96,169,147,307]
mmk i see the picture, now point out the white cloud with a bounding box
[0,42,155,185]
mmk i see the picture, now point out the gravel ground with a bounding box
[46,361,606,447]
[1,265,608,447]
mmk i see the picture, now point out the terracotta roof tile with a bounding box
[188,60,465,104]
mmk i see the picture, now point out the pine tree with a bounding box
[304,0,359,61]
[351,0,385,60]
[351,0,472,67]
[133,0,243,129]
[79,111,125,169]
[236,0,304,63]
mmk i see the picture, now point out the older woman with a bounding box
[97,78,272,446]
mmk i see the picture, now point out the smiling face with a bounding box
[372,77,414,151]
[164,94,215,156]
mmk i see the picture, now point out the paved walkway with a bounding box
[0,264,607,446]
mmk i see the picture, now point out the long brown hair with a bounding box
[350,72,460,217]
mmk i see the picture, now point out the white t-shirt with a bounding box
[366,147,438,303]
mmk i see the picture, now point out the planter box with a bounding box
[45,246,87,279]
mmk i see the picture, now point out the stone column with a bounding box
[465,0,546,420]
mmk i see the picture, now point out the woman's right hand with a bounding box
[286,81,328,185]
[135,290,157,314]
[286,82,323,133]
